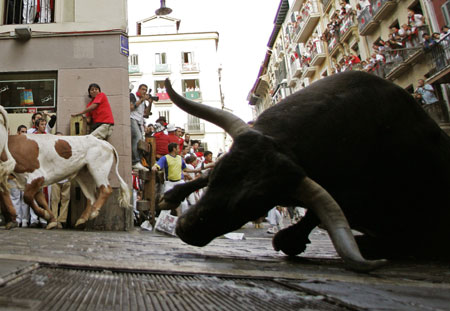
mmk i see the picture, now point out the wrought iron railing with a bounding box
[4,0,54,24]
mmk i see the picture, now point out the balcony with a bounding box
[156,92,170,101]
[184,122,205,134]
[153,64,171,74]
[339,14,357,43]
[289,58,303,78]
[181,63,200,73]
[327,33,341,57]
[302,65,317,78]
[128,64,140,74]
[294,1,320,44]
[371,0,397,22]
[183,91,202,100]
[425,34,450,82]
[358,0,398,36]
[4,0,54,24]
[310,41,326,66]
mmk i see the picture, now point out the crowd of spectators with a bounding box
[131,116,216,221]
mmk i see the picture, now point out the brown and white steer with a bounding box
[0,109,131,229]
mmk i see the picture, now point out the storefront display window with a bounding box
[0,72,56,112]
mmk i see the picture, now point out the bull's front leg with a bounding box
[272,210,320,256]
[0,190,18,229]
[159,174,210,211]
[23,178,57,229]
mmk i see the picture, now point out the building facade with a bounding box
[0,0,132,229]
[128,16,226,156]
[249,0,450,132]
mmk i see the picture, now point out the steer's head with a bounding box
[176,128,305,246]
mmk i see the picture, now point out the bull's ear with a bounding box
[298,177,387,272]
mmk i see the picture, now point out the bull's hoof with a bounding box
[272,226,310,256]
[89,210,99,220]
[75,218,87,229]
[5,221,18,230]
[46,222,58,230]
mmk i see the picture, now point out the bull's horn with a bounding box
[299,177,387,272]
[165,79,249,138]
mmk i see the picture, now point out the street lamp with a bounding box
[155,0,172,16]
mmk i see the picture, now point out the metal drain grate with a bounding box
[0,267,351,311]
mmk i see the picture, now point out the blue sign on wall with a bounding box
[120,35,129,56]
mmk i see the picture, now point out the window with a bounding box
[0,71,57,112]
[182,79,201,100]
[155,53,167,65]
[154,80,169,100]
[130,54,139,66]
[159,110,170,123]
[182,52,193,64]
[4,0,54,25]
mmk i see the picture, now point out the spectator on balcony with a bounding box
[422,33,437,50]
[340,1,352,15]
[408,9,424,28]
[432,32,441,41]
[441,25,450,38]
[416,79,443,123]
[355,3,363,17]
[398,24,414,48]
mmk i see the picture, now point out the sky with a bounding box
[127,0,281,122]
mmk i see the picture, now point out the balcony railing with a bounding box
[184,123,205,134]
[289,58,302,78]
[295,0,320,43]
[183,91,202,100]
[181,63,200,72]
[128,64,140,74]
[339,13,357,42]
[156,92,170,101]
[4,0,54,24]
[427,34,450,76]
[327,32,340,55]
[358,0,397,35]
[154,64,171,73]
[310,41,326,66]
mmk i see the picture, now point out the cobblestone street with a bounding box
[0,222,449,310]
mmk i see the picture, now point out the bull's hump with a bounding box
[54,139,72,159]
[8,135,40,173]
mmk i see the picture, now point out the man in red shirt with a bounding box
[154,123,170,160]
[72,83,114,140]
[166,124,183,154]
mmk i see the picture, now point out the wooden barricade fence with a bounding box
[136,136,157,229]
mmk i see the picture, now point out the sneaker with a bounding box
[30,222,39,228]
[132,162,149,171]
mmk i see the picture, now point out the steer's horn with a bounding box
[165,79,249,138]
[299,177,387,272]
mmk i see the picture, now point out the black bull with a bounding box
[161,71,450,272]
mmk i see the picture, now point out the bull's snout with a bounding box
[175,214,212,247]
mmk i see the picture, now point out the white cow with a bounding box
[0,106,131,229]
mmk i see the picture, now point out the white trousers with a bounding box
[8,180,29,225]
[164,180,189,215]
